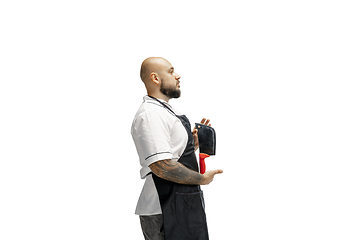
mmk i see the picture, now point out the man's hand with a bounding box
[193,118,212,151]
[202,169,223,185]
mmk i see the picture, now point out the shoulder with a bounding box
[134,102,172,120]
[132,103,176,132]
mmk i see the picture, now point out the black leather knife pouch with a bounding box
[195,123,216,155]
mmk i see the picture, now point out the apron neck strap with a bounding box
[147,95,176,115]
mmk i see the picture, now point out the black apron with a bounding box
[148,96,209,240]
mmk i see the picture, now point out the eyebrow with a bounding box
[169,67,174,72]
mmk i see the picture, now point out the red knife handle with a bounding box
[199,153,210,174]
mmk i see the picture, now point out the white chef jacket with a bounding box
[131,96,188,215]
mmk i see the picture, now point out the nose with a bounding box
[175,72,181,80]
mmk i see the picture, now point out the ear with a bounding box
[150,72,160,85]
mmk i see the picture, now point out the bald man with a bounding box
[131,57,222,240]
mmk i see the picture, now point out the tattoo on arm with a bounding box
[149,159,205,185]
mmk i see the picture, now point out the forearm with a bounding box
[149,159,205,185]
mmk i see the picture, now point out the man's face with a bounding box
[158,61,181,99]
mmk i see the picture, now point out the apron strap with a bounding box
[147,95,176,115]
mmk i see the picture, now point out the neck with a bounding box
[147,91,170,103]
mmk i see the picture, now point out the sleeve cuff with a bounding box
[145,152,173,165]
[140,152,173,179]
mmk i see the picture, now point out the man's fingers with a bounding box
[215,169,223,174]
[207,169,223,175]
[200,118,211,126]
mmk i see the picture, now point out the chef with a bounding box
[131,57,223,240]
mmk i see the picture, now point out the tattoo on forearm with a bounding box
[150,160,205,185]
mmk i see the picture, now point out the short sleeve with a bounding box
[132,111,173,167]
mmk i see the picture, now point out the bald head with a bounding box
[140,57,171,83]
[139,57,181,101]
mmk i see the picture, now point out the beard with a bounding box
[160,82,181,99]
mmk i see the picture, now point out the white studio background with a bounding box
[1,0,359,239]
